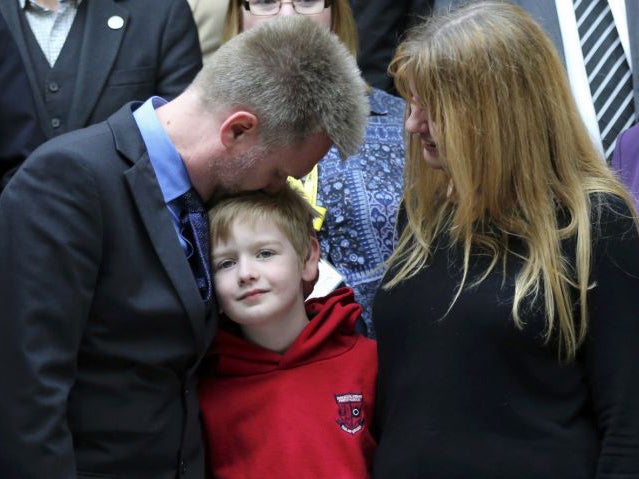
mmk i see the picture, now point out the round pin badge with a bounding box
[107,16,124,30]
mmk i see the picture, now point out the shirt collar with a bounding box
[133,97,192,204]
[20,0,83,11]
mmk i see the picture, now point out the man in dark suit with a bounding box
[0,13,45,187]
[0,0,202,189]
[0,17,368,479]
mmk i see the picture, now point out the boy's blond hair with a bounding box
[209,185,317,262]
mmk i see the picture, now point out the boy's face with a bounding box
[212,218,318,329]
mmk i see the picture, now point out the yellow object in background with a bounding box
[287,165,326,231]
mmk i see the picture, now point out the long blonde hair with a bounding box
[223,0,359,58]
[387,1,637,359]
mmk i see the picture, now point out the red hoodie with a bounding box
[198,288,377,478]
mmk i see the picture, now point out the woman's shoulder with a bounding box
[589,192,637,239]
[586,193,639,277]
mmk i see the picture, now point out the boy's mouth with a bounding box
[238,289,268,301]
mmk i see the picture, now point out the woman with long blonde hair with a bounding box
[223,0,406,335]
[373,2,639,477]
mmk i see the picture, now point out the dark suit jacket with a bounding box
[433,0,639,113]
[0,103,217,478]
[351,0,434,93]
[0,0,202,185]
[0,12,45,188]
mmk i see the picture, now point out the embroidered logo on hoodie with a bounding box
[335,393,365,434]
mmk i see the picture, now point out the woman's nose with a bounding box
[405,108,425,135]
[279,1,297,16]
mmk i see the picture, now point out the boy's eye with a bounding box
[257,250,274,259]
[215,259,236,271]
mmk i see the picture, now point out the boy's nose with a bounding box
[237,260,258,283]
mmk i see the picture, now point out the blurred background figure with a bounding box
[0,0,202,190]
[612,123,639,209]
[436,0,638,162]
[224,0,406,336]
[0,13,45,185]
[350,0,433,93]
[187,0,229,64]
[374,2,639,477]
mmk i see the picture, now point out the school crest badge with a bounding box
[335,392,365,434]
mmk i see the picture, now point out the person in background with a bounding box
[374,2,639,477]
[612,123,639,210]
[199,185,377,478]
[350,0,434,93]
[224,0,405,336]
[436,0,638,162]
[0,17,367,478]
[187,0,229,64]
[0,0,202,189]
[0,12,45,180]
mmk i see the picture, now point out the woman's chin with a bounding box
[422,145,442,169]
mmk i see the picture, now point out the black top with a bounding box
[373,195,639,478]
[350,0,434,93]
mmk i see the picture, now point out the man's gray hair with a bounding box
[190,16,368,158]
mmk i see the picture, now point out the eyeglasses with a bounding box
[241,0,331,17]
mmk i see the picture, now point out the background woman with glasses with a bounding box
[224,0,406,338]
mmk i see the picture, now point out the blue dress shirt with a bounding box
[133,96,192,253]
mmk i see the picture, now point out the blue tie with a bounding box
[172,189,213,308]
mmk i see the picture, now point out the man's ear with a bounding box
[301,236,320,284]
[219,111,258,149]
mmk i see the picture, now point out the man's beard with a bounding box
[207,145,266,204]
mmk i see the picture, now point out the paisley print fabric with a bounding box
[317,88,405,337]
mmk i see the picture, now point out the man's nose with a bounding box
[263,178,287,195]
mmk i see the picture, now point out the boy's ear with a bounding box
[219,111,258,149]
[301,236,321,284]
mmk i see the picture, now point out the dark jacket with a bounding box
[0,0,202,188]
[0,103,217,478]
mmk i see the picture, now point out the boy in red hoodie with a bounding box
[198,185,377,478]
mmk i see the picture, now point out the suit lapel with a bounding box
[0,1,52,137]
[68,0,128,130]
[108,105,210,354]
